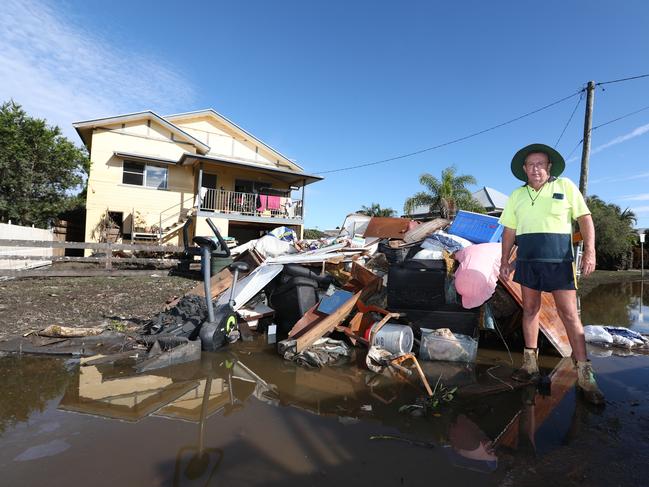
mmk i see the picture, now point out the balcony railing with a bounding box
[199,188,303,220]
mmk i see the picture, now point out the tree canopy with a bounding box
[358,203,397,217]
[587,195,637,270]
[403,165,483,218]
[0,101,89,227]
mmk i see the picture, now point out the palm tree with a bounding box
[403,165,482,219]
[358,203,397,217]
[620,208,637,226]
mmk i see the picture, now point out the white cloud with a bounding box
[619,193,649,201]
[591,122,649,154]
[630,206,649,214]
[0,0,195,140]
[590,171,649,185]
[568,122,649,163]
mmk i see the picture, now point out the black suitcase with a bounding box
[387,259,446,310]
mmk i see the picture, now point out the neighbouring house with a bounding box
[404,186,509,220]
[471,186,509,216]
[73,109,322,248]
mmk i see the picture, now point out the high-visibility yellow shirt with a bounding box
[498,177,590,262]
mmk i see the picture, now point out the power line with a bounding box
[591,104,649,131]
[596,73,649,86]
[566,103,649,160]
[566,139,583,160]
[314,89,584,175]
[554,91,583,148]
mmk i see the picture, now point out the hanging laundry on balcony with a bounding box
[257,194,268,212]
[267,196,282,210]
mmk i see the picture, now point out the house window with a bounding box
[122,161,168,189]
[234,179,271,194]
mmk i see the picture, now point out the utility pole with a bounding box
[579,81,596,196]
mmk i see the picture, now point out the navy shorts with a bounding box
[513,261,576,292]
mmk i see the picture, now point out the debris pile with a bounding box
[138,211,515,395]
[9,210,625,399]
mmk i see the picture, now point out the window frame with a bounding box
[122,160,168,190]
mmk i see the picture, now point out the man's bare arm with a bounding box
[499,227,516,280]
[577,214,596,277]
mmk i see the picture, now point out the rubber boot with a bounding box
[576,360,605,406]
[512,347,541,383]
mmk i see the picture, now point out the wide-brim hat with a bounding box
[511,143,566,182]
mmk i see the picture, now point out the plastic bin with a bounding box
[270,276,319,336]
[448,210,503,243]
[419,328,478,363]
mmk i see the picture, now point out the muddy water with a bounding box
[581,280,649,333]
[0,282,648,486]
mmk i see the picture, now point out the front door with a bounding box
[201,173,217,210]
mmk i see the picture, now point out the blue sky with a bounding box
[1,0,648,230]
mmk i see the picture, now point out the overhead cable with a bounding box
[591,104,649,131]
[596,73,649,86]
[554,91,584,148]
[566,103,649,160]
[314,89,584,174]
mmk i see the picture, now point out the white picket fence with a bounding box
[0,222,54,270]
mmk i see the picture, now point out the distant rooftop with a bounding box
[472,186,509,211]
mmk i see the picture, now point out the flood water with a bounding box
[1,281,648,486]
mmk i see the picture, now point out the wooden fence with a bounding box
[0,239,185,277]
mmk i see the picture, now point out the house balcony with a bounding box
[197,188,303,224]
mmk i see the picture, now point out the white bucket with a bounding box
[367,322,414,354]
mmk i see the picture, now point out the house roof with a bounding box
[178,153,323,186]
[164,108,304,172]
[472,186,509,210]
[72,111,211,154]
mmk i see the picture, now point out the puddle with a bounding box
[0,282,647,486]
[581,280,649,333]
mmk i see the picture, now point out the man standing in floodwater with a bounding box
[498,143,604,405]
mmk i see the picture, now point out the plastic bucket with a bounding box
[365,322,414,354]
[201,256,233,276]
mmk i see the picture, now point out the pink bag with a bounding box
[454,243,501,309]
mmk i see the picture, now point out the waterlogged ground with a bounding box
[0,279,647,486]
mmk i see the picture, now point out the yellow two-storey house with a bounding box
[73,109,322,247]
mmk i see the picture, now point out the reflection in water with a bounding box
[0,335,594,484]
[581,280,649,332]
[494,358,576,454]
[0,355,75,434]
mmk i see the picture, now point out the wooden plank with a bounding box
[0,239,183,252]
[288,303,322,338]
[295,291,361,353]
[0,269,171,277]
[344,262,382,301]
[499,250,572,357]
[1,255,179,264]
[185,268,234,298]
[363,217,412,239]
